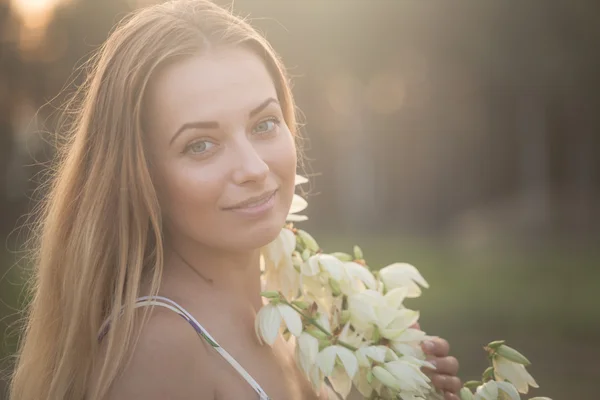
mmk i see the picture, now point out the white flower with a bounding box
[372,365,402,391]
[287,175,309,222]
[261,228,299,297]
[315,254,347,282]
[474,380,498,400]
[390,328,427,358]
[315,344,359,399]
[378,263,429,298]
[354,345,398,367]
[493,355,539,394]
[341,261,378,294]
[295,332,319,376]
[316,345,359,379]
[254,303,302,345]
[496,381,521,400]
[262,228,296,271]
[347,289,420,340]
[371,357,432,396]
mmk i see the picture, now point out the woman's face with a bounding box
[145,47,296,253]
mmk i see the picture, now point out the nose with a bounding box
[231,139,269,185]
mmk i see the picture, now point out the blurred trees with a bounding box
[1,0,599,240]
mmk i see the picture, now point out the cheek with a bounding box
[157,162,223,231]
[268,130,297,199]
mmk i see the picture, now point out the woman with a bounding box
[9,1,461,399]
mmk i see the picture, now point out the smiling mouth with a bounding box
[224,189,278,210]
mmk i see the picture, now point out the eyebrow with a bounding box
[169,97,280,146]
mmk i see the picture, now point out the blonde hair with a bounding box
[9,1,298,399]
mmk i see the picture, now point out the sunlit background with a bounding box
[1,1,599,399]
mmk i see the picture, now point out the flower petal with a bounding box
[372,366,401,391]
[289,194,308,214]
[379,263,429,298]
[384,287,409,309]
[475,380,498,400]
[335,346,359,378]
[295,174,309,185]
[496,381,521,400]
[353,368,373,397]
[318,254,346,281]
[329,365,353,399]
[287,214,309,222]
[344,262,377,289]
[279,228,297,255]
[317,346,338,376]
[493,356,538,394]
[258,304,281,345]
[277,304,302,337]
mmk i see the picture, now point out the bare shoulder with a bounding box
[107,306,216,400]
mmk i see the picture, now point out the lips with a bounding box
[224,189,277,210]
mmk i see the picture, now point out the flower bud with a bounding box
[328,278,342,297]
[464,381,481,390]
[353,245,364,260]
[482,366,494,381]
[297,230,319,252]
[302,248,311,261]
[459,387,475,400]
[495,344,531,366]
[487,340,505,350]
[331,252,353,262]
[292,300,310,310]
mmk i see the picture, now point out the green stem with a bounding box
[285,301,359,351]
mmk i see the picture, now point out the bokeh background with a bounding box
[1,0,599,398]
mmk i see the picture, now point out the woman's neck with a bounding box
[162,238,264,310]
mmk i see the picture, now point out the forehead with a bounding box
[145,47,278,131]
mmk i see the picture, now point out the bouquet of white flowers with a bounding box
[256,176,551,400]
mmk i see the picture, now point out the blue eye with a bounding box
[253,118,280,135]
[185,140,216,155]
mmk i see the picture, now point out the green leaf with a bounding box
[496,344,531,366]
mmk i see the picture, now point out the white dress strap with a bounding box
[99,295,271,400]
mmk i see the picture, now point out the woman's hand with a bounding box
[413,323,462,400]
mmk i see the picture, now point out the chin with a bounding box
[226,211,288,252]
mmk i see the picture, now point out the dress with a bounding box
[98,295,271,399]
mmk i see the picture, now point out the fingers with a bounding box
[427,356,459,376]
[422,337,450,357]
[410,321,421,330]
[430,374,462,394]
[444,392,460,400]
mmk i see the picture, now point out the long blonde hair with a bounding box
[9,1,298,399]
